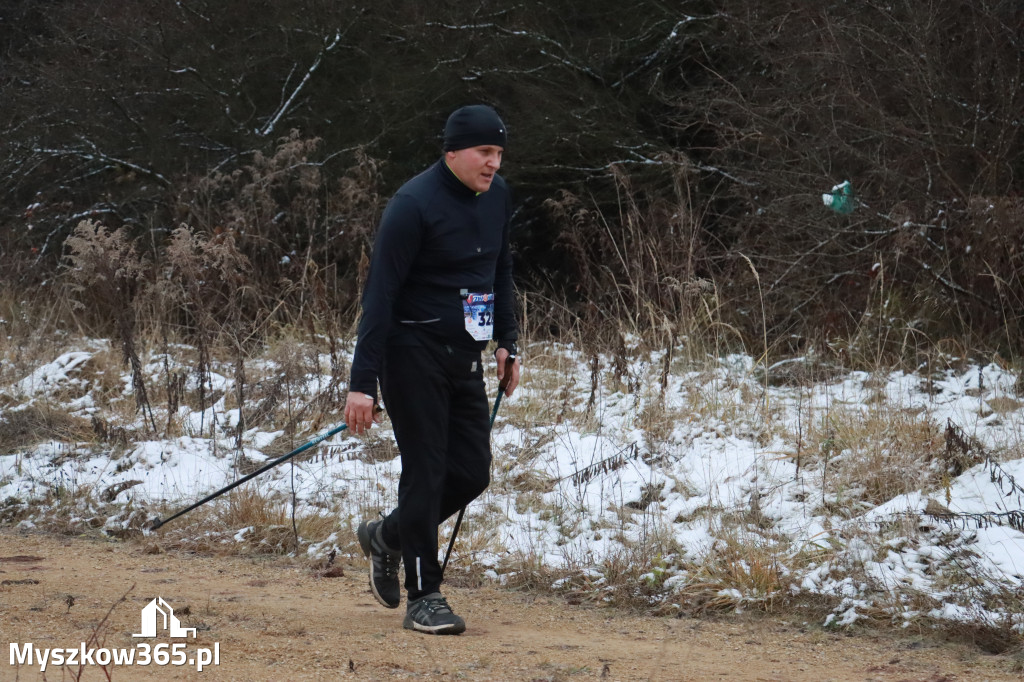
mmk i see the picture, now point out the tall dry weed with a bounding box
[64,220,156,431]
[160,224,263,441]
[174,132,383,330]
[544,156,723,356]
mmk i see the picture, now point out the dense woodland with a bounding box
[2,1,1022,361]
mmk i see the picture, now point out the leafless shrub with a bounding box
[64,220,157,431]
[251,331,325,437]
[174,134,382,329]
[3,0,1021,363]
[161,225,259,436]
[674,0,1024,359]
[545,157,718,352]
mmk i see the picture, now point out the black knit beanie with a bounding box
[443,105,507,151]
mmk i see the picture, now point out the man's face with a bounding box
[446,145,503,193]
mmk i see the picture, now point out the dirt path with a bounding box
[0,530,1018,682]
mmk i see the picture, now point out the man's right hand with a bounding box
[344,391,379,435]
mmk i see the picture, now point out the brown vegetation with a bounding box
[1,1,1021,361]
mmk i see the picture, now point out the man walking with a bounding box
[344,104,520,635]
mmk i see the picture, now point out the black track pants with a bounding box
[377,340,491,600]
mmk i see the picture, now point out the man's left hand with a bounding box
[495,347,520,397]
[344,391,381,435]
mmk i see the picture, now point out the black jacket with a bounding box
[349,158,517,398]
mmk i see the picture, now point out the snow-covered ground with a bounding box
[2,339,1022,632]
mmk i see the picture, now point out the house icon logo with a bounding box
[132,597,197,638]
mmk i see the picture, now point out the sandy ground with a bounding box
[1,529,1019,681]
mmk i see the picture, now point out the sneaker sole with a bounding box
[357,520,401,610]
[403,615,466,635]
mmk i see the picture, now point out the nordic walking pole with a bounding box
[442,353,516,573]
[148,420,356,531]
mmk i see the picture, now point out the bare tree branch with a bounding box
[256,31,341,138]
[32,140,171,187]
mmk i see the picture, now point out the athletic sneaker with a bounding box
[357,519,402,609]
[403,593,466,635]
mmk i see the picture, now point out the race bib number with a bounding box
[463,292,495,342]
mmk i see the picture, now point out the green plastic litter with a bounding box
[822,180,855,214]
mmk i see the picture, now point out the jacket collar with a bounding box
[437,158,481,197]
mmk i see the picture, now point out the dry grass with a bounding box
[0,405,95,455]
[146,485,341,557]
[0,279,83,387]
[2,276,1023,657]
[798,403,945,507]
[675,528,793,616]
